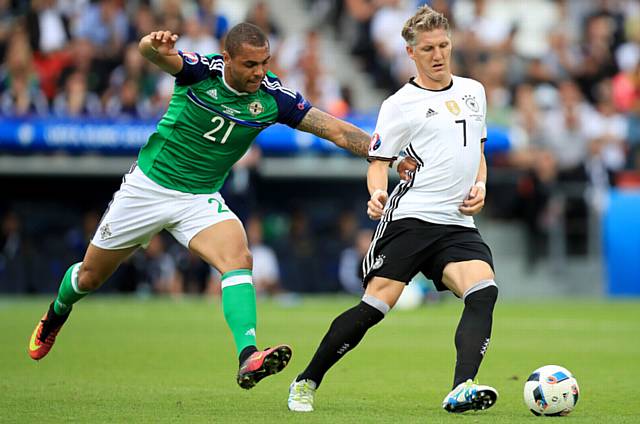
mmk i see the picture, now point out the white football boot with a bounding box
[442,379,498,413]
[288,378,317,412]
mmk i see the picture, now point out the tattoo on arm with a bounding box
[297,108,329,138]
[297,108,369,157]
[342,128,369,157]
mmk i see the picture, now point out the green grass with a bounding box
[1,296,639,423]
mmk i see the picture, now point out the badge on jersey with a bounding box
[182,51,199,65]
[445,100,460,116]
[369,133,382,151]
[463,95,479,112]
[248,101,263,116]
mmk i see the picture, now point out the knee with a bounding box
[218,249,253,273]
[77,263,106,291]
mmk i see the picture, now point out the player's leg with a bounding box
[29,244,138,360]
[187,219,291,389]
[441,259,499,413]
[289,276,404,412]
[29,164,169,360]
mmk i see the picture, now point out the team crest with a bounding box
[463,94,479,112]
[99,223,112,240]
[369,133,382,151]
[182,52,199,65]
[248,101,263,116]
[445,100,461,115]
[372,254,386,270]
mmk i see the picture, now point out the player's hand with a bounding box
[367,189,388,220]
[397,157,418,181]
[149,31,179,56]
[459,183,485,216]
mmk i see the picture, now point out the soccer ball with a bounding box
[524,365,580,416]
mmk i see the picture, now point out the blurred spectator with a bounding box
[172,247,213,295]
[370,0,412,88]
[176,15,218,54]
[284,30,345,114]
[246,215,282,296]
[136,233,182,296]
[156,0,184,35]
[338,228,372,295]
[246,0,281,51]
[26,0,73,100]
[0,30,48,116]
[0,210,31,293]
[277,209,325,292]
[74,0,128,62]
[104,42,157,109]
[197,0,229,47]
[584,80,629,179]
[126,4,157,44]
[52,70,101,117]
[26,0,71,54]
[57,37,105,95]
[0,0,15,61]
[64,209,100,260]
[222,145,262,222]
[573,13,620,102]
[105,77,154,119]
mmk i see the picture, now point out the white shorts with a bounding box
[92,165,239,250]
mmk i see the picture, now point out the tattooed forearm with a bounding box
[297,108,329,138]
[343,128,369,157]
[297,107,370,157]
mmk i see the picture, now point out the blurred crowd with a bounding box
[2,0,640,293]
[0,0,352,118]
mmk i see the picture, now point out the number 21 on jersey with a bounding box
[203,116,236,144]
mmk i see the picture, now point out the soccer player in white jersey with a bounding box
[289,6,499,413]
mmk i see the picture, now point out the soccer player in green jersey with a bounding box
[27,23,378,389]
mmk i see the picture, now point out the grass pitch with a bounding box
[1,295,639,423]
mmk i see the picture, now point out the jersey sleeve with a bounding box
[263,74,312,128]
[173,51,212,86]
[368,99,410,162]
[480,84,488,143]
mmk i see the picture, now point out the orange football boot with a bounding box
[237,344,292,389]
[28,302,70,360]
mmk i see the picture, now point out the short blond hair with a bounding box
[401,5,450,46]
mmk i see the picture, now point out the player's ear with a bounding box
[406,45,415,61]
[222,50,231,64]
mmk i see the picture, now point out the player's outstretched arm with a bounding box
[139,30,183,75]
[296,107,369,157]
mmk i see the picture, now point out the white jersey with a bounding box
[368,75,487,228]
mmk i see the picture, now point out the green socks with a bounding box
[221,269,257,356]
[53,262,90,315]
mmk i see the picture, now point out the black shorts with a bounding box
[362,218,494,292]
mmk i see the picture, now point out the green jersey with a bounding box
[137,51,311,194]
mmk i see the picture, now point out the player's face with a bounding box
[407,28,452,88]
[223,43,271,93]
